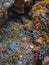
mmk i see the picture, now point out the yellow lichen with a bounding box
[23,20,32,29]
[32,1,49,17]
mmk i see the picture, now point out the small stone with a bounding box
[30,45,34,49]
[35,37,43,45]
[21,37,27,42]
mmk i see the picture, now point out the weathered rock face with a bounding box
[13,0,24,13]
[32,1,49,32]
[2,0,15,9]
[24,0,33,6]
[12,0,33,13]
[0,7,6,25]
[0,0,15,25]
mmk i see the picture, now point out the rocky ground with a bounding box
[0,0,49,65]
